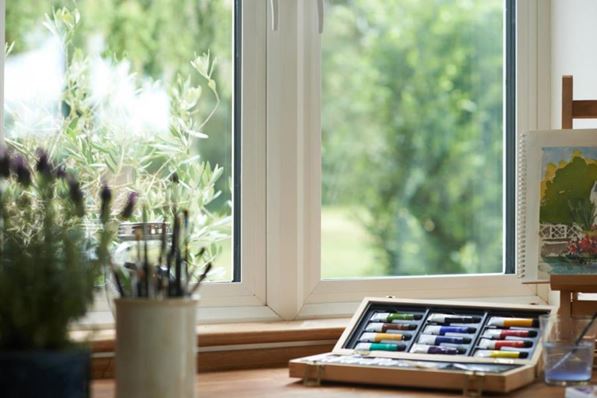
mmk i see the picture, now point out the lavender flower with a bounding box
[120,192,138,220]
[35,149,53,180]
[54,164,67,180]
[11,155,31,187]
[0,147,10,179]
[100,184,112,224]
[67,175,85,216]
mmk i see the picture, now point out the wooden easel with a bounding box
[550,75,597,315]
[551,274,597,316]
[561,75,597,128]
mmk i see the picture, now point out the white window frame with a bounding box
[196,0,269,318]
[0,0,552,325]
[0,0,275,326]
[265,0,552,320]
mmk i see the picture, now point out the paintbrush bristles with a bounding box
[106,205,211,298]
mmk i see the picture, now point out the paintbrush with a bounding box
[134,227,143,297]
[142,207,150,297]
[184,247,207,292]
[175,251,183,297]
[166,249,173,296]
[156,222,167,294]
[190,262,212,295]
[110,261,126,297]
[547,313,597,372]
[183,209,190,290]
[169,213,181,297]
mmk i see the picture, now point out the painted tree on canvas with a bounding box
[541,156,597,229]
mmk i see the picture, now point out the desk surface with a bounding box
[92,367,570,397]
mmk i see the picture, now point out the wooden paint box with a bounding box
[289,297,554,394]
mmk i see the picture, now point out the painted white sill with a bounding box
[75,293,549,332]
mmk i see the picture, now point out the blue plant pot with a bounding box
[0,349,90,398]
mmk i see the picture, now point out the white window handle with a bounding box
[317,0,324,34]
[270,0,279,31]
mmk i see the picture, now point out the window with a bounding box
[1,1,548,323]
[2,0,270,324]
[4,0,236,280]
[321,0,511,278]
[266,0,542,320]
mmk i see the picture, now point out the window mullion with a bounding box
[266,1,320,320]
[266,0,302,320]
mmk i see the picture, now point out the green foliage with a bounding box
[6,7,230,272]
[0,153,95,350]
[541,156,597,227]
[5,0,233,212]
[322,1,504,275]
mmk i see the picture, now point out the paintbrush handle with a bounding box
[111,263,126,297]
[190,275,207,295]
[547,313,597,372]
[190,263,212,295]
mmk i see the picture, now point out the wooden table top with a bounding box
[92,367,571,397]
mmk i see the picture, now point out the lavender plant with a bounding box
[0,149,136,350]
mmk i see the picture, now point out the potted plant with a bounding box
[0,149,112,398]
[97,183,210,398]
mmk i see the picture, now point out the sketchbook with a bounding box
[517,129,597,280]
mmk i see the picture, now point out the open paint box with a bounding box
[289,297,554,394]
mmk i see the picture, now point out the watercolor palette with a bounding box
[289,297,553,394]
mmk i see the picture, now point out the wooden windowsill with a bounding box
[73,318,348,351]
[72,318,348,378]
[91,366,573,398]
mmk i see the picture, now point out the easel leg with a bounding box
[559,290,572,316]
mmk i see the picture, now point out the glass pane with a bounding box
[321,1,504,277]
[5,0,235,281]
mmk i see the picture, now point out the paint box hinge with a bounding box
[303,361,324,387]
[463,370,485,397]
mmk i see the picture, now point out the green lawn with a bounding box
[213,205,382,281]
[321,206,383,278]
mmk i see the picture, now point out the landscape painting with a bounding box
[539,146,597,269]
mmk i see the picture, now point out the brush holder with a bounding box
[115,298,198,398]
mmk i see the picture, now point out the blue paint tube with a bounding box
[424,325,476,335]
[418,335,471,345]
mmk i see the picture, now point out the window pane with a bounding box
[5,0,235,281]
[321,1,505,277]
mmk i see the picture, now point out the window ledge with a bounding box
[72,295,550,379]
[72,318,348,379]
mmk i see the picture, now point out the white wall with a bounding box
[551,0,597,129]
